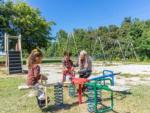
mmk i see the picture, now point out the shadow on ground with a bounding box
[42,102,79,112]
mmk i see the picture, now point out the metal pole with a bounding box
[98,37,106,61]
[124,43,129,59]
[92,38,97,57]
[130,42,138,61]
[116,40,126,61]
[72,33,78,55]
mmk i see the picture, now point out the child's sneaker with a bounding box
[36,96,45,108]
[36,96,50,108]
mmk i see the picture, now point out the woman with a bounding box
[77,50,92,78]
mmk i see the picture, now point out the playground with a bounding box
[1,0,150,113]
[0,62,150,113]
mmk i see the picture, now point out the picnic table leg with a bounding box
[78,84,82,104]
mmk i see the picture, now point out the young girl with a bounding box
[27,49,49,108]
[62,51,75,82]
[27,49,47,86]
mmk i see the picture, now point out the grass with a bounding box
[0,75,150,113]
[1,55,150,64]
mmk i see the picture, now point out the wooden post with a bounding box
[6,33,9,74]
[44,81,48,107]
[18,34,23,72]
[4,33,8,74]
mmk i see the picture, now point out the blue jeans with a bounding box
[79,69,92,78]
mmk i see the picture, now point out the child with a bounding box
[27,49,49,108]
[62,51,75,82]
[27,49,47,86]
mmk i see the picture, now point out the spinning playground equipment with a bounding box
[0,33,23,74]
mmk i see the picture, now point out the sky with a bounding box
[25,0,150,36]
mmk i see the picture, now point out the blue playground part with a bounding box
[89,70,116,85]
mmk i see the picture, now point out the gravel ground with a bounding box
[37,63,150,86]
[94,64,150,75]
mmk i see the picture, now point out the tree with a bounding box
[54,17,150,61]
[56,30,68,56]
[0,1,55,53]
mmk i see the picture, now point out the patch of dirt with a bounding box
[1,62,150,86]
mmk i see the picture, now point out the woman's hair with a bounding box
[28,49,43,69]
[64,51,72,56]
[78,50,89,68]
[80,50,87,56]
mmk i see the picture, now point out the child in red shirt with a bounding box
[27,49,47,86]
[27,49,49,108]
[62,51,75,82]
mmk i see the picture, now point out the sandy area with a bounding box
[94,64,150,75]
[35,63,150,86]
[1,62,150,86]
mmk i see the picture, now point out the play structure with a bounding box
[91,38,138,62]
[51,34,138,63]
[0,33,23,74]
[18,69,130,113]
[54,83,64,106]
[86,78,114,113]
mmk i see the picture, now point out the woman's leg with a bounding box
[79,69,92,78]
[84,70,92,78]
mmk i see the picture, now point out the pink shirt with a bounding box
[27,65,41,86]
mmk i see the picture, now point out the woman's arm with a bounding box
[73,58,79,67]
[84,56,92,70]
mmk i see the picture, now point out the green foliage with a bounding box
[0,1,150,61]
[53,17,150,61]
[0,0,55,53]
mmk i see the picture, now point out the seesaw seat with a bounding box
[109,85,130,92]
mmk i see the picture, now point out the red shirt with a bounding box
[62,59,73,69]
[27,65,41,86]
